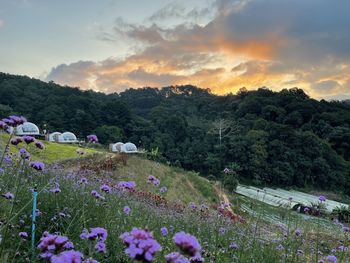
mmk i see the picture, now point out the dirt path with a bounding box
[214,182,234,214]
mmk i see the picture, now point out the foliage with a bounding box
[1,73,350,192]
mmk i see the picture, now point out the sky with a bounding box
[0,0,350,100]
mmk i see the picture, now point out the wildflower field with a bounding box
[0,116,349,263]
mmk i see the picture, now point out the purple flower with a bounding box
[63,241,74,250]
[223,168,230,174]
[161,227,168,236]
[35,141,45,150]
[100,184,111,193]
[117,181,136,190]
[165,252,189,263]
[91,190,105,200]
[294,229,301,237]
[319,195,327,202]
[190,254,204,263]
[219,227,226,235]
[87,134,98,143]
[160,186,168,193]
[173,232,201,257]
[229,242,238,249]
[79,177,88,184]
[83,258,99,263]
[327,255,337,263]
[37,232,70,260]
[120,227,162,262]
[29,161,45,171]
[188,202,197,210]
[0,120,7,129]
[147,175,160,186]
[10,137,23,145]
[19,232,28,239]
[3,192,14,200]
[23,135,35,144]
[9,115,27,126]
[80,227,108,242]
[19,148,31,159]
[304,207,310,213]
[123,206,131,215]
[276,244,284,251]
[2,118,15,126]
[95,241,107,253]
[51,250,83,263]
[0,168,4,174]
[50,187,61,194]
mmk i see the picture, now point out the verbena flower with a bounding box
[83,258,99,263]
[87,134,98,143]
[37,232,70,260]
[165,252,190,263]
[23,135,35,144]
[29,161,45,171]
[100,184,111,193]
[95,241,107,253]
[0,120,7,129]
[63,241,74,250]
[188,202,197,210]
[161,227,168,236]
[326,255,337,263]
[80,227,108,242]
[160,187,168,193]
[147,175,160,186]
[10,137,23,145]
[229,242,238,249]
[50,187,61,194]
[35,141,45,150]
[19,148,31,159]
[123,206,131,215]
[19,232,28,239]
[117,181,136,190]
[319,195,327,202]
[3,192,14,200]
[173,232,201,257]
[51,250,83,263]
[79,177,88,184]
[9,115,27,126]
[120,227,161,262]
[91,190,105,200]
[276,244,284,251]
[295,229,301,237]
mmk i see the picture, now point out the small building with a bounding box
[48,132,62,142]
[48,131,78,143]
[16,122,40,136]
[110,142,124,152]
[120,142,138,153]
[59,132,78,143]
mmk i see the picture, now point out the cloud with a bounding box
[46,0,350,100]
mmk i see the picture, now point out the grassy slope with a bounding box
[0,132,98,163]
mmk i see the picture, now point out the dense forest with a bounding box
[1,72,350,193]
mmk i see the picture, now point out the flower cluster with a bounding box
[37,232,72,260]
[80,227,108,254]
[173,232,202,258]
[91,190,105,200]
[87,134,98,143]
[117,181,136,190]
[147,175,160,186]
[29,161,45,171]
[120,227,162,262]
[100,184,111,193]
[1,115,26,130]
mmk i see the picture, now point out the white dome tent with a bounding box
[16,122,40,136]
[48,132,62,142]
[111,142,124,152]
[120,142,138,153]
[59,132,78,143]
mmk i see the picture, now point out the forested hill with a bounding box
[1,72,350,192]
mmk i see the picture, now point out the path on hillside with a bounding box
[213,181,234,214]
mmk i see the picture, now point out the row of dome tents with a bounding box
[110,142,138,153]
[8,122,139,152]
[8,122,80,143]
